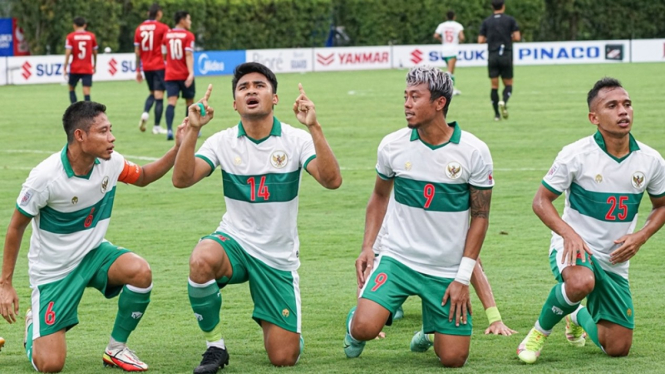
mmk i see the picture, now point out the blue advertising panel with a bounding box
[194,50,246,76]
[0,18,13,56]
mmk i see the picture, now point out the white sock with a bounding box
[206,339,225,350]
[107,337,126,351]
[570,304,584,325]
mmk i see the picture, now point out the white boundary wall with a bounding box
[1,39,663,85]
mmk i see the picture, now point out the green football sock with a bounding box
[188,279,222,340]
[111,285,151,343]
[576,306,601,348]
[25,320,33,362]
[451,74,456,86]
[537,283,579,332]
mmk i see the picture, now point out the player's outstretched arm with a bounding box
[130,121,186,187]
[533,185,591,266]
[470,260,517,336]
[0,210,31,324]
[173,84,215,188]
[294,83,342,190]
[611,194,665,264]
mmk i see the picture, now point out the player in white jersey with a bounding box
[517,78,665,364]
[433,10,465,95]
[343,66,494,368]
[372,200,516,338]
[0,101,185,372]
[172,62,341,373]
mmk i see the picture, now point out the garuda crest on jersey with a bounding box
[446,162,462,180]
[631,171,645,189]
[270,151,288,169]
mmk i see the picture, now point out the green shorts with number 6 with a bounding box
[360,255,472,336]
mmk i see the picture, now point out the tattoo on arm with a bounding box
[470,187,492,219]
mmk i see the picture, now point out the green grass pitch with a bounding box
[1,62,665,373]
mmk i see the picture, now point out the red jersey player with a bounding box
[134,3,170,135]
[64,17,98,103]
[163,11,195,140]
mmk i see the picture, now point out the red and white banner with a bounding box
[6,52,136,85]
[393,44,487,68]
[313,46,391,71]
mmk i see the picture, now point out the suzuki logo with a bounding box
[109,58,117,76]
[316,53,334,66]
[21,61,32,80]
[411,49,423,64]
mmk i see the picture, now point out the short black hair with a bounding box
[446,10,455,20]
[174,11,189,25]
[62,101,107,143]
[148,3,162,19]
[587,77,623,110]
[73,17,86,27]
[491,0,505,10]
[231,62,278,99]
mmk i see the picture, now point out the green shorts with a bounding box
[442,55,456,63]
[550,250,634,329]
[205,232,301,333]
[30,242,129,339]
[360,255,472,336]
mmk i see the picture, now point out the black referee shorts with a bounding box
[487,53,514,79]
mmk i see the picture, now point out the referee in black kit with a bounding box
[478,0,520,121]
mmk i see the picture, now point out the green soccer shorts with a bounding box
[30,242,130,339]
[205,232,301,333]
[550,249,634,329]
[360,255,472,336]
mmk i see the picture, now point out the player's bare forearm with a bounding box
[470,260,496,310]
[463,187,492,259]
[308,124,342,189]
[186,52,194,76]
[172,128,204,188]
[362,178,392,251]
[638,196,665,242]
[533,185,578,239]
[135,146,180,187]
[1,210,30,285]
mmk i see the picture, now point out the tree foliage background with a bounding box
[9,0,665,54]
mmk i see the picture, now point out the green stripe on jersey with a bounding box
[222,170,300,203]
[39,186,116,234]
[569,183,643,222]
[394,176,469,212]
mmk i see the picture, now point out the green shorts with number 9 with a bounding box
[360,255,472,336]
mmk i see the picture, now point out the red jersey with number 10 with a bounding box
[65,31,98,74]
[163,28,195,81]
[134,20,170,72]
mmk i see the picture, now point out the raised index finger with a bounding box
[202,84,213,103]
[298,83,306,96]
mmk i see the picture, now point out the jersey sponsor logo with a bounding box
[445,162,462,179]
[101,176,109,193]
[545,163,559,180]
[71,196,78,205]
[282,309,290,318]
[595,174,603,183]
[270,151,288,169]
[631,172,645,189]
[20,190,33,206]
[405,161,412,171]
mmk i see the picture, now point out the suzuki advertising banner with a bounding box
[194,50,245,76]
[631,39,665,63]
[246,48,312,73]
[393,44,487,68]
[7,53,136,85]
[313,46,391,71]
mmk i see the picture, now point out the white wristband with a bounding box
[454,257,477,286]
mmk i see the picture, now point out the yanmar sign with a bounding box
[313,46,391,71]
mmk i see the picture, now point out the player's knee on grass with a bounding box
[602,336,632,357]
[435,347,468,368]
[33,350,66,373]
[349,312,385,341]
[267,344,299,367]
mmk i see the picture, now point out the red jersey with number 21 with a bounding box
[134,20,170,71]
[163,28,195,81]
[65,31,98,74]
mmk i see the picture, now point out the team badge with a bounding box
[595,174,603,183]
[445,162,462,180]
[282,309,290,318]
[71,196,78,205]
[405,161,412,171]
[234,156,242,166]
[271,151,288,169]
[627,308,632,317]
[100,176,109,193]
[631,172,645,189]
[19,191,33,206]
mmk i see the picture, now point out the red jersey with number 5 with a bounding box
[134,20,169,72]
[163,28,195,81]
[65,31,98,74]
